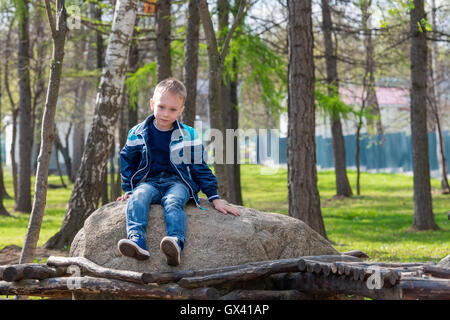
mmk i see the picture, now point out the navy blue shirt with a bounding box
[147,120,175,177]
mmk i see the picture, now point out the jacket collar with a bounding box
[136,114,185,138]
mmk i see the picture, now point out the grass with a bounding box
[0,165,448,263]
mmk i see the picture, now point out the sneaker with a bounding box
[160,236,181,266]
[118,234,150,261]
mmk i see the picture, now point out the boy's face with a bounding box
[150,91,184,130]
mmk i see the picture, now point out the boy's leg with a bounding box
[160,176,190,266]
[160,177,190,248]
[126,182,162,239]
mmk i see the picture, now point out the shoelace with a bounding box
[130,235,142,242]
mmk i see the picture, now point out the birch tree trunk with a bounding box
[287,0,327,239]
[44,0,138,249]
[19,0,68,264]
[409,0,439,230]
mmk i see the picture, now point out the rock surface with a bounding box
[70,199,338,273]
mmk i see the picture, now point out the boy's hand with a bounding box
[212,199,240,216]
[116,193,131,202]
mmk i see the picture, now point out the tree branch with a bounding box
[220,0,247,64]
[44,0,57,39]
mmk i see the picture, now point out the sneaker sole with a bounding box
[160,239,180,266]
[118,239,149,261]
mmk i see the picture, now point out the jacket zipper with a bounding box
[170,140,204,209]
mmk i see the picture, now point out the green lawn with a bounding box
[0,165,448,263]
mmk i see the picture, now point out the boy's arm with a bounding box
[188,131,240,216]
[189,159,220,202]
[188,131,220,202]
[120,128,143,194]
[120,145,140,194]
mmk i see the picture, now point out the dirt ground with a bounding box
[0,245,68,265]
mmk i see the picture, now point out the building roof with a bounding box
[339,87,410,108]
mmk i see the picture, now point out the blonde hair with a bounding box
[153,78,187,104]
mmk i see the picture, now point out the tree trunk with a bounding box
[53,125,72,181]
[19,0,68,264]
[218,0,242,205]
[156,0,171,82]
[4,18,18,201]
[198,0,246,201]
[16,0,33,213]
[409,0,438,230]
[182,0,200,127]
[430,0,449,194]
[228,58,243,205]
[126,30,139,128]
[321,0,352,198]
[0,66,11,202]
[0,66,10,215]
[71,84,87,182]
[287,0,327,238]
[44,0,138,249]
[31,6,48,176]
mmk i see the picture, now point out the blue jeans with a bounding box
[126,171,190,249]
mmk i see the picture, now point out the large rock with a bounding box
[70,199,338,273]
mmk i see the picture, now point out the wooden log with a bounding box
[399,277,450,300]
[177,259,301,289]
[312,262,322,274]
[353,267,363,281]
[344,261,429,268]
[2,263,46,282]
[344,264,353,277]
[142,255,361,284]
[0,276,219,300]
[220,289,310,300]
[336,262,346,275]
[422,265,450,279]
[304,255,362,263]
[23,265,67,280]
[0,265,6,281]
[306,261,315,273]
[47,256,144,284]
[342,250,369,260]
[361,267,400,287]
[298,259,307,272]
[270,272,402,300]
[321,263,331,277]
[330,262,338,274]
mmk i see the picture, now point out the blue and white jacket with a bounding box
[120,114,220,208]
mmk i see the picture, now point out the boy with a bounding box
[116,78,239,266]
